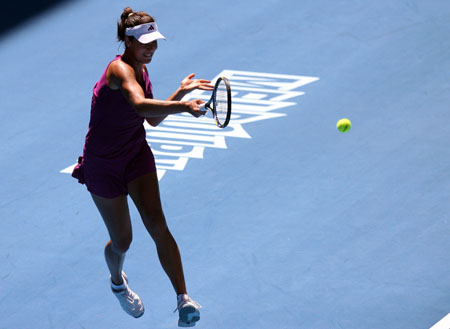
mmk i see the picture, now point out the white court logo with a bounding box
[60,70,319,180]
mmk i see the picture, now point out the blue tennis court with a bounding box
[2,1,450,328]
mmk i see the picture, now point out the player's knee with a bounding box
[110,236,132,254]
[146,215,169,239]
[140,207,170,239]
[149,222,170,241]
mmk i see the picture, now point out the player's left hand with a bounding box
[180,73,214,92]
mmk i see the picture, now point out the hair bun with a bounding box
[120,7,133,21]
[117,7,154,42]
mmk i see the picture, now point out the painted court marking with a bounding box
[431,313,450,329]
[61,70,319,180]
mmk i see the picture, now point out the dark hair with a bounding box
[117,7,155,42]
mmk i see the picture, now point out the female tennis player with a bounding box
[72,7,212,327]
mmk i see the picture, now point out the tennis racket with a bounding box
[202,77,232,128]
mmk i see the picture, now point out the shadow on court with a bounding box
[1,0,75,36]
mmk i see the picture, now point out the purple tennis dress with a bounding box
[72,55,157,198]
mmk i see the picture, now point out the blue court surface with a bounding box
[2,1,450,328]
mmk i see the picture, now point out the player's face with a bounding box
[128,39,158,64]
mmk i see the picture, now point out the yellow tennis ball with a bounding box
[337,118,351,133]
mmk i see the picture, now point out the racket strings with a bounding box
[214,83,229,124]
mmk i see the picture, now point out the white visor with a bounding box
[125,22,166,44]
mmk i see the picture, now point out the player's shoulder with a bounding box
[107,58,136,88]
[108,58,134,77]
[106,58,135,89]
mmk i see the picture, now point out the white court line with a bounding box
[431,313,450,329]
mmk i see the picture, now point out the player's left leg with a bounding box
[128,172,201,327]
[127,172,187,295]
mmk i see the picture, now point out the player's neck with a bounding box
[121,51,144,74]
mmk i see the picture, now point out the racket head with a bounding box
[211,77,232,128]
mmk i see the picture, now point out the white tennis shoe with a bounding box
[110,272,145,318]
[175,294,202,327]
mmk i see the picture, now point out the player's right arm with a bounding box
[106,60,206,118]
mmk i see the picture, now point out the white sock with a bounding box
[177,294,189,303]
[111,278,126,291]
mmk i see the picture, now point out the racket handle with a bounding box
[200,103,213,112]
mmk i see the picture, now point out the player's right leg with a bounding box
[91,193,144,318]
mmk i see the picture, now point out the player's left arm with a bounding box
[146,73,213,127]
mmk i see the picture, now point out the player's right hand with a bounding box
[187,99,207,118]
